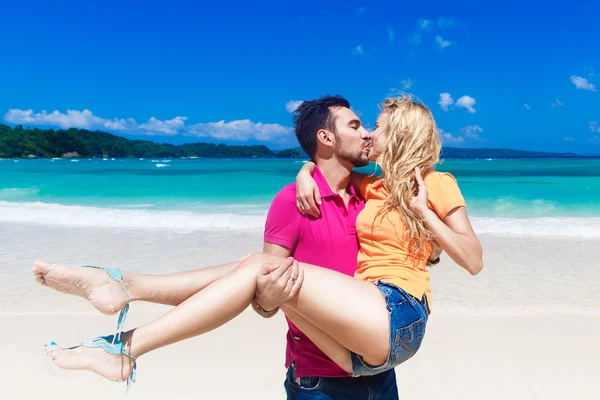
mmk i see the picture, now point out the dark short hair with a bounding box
[293,95,351,159]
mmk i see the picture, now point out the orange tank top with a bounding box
[355,171,466,309]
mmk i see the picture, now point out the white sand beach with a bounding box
[1,223,598,399]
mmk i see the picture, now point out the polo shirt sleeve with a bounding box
[264,185,302,249]
[425,172,466,221]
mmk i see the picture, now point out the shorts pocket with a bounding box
[377,281,410,308]
[391,317,426,365]
[287,375,322,391]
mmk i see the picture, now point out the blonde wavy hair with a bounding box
[375,95,442,256]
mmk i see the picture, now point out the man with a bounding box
[252,95,400,399]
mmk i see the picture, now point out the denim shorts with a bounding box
[350,281,429,377]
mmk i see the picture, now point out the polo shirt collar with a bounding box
[313,166,358,198]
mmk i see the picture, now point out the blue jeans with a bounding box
[284,362,399,400]
[350,281,429,377]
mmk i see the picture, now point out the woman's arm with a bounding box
[411,168,483,275]
[296,161,320,217]
[296,162,370,217]
[421,207,483,275]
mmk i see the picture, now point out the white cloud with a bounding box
[564,137,575,142]
[387,26,395,44]
[103,118,137,131]
[4,109,35,124]
[437,17,457,28]
[410,17,457,55]
[437,93,476,113]
[353,45,364,55]
[550,99,564,108]
[460,125,483,140]
[4,109,37,125]
[3,108,138,131]
[185,120,292,142]
[570,75,597,92]
[591,136,600,144]
[4,107,293,142]
[524,103,531,110]
[285,100,303,113]
[438,128,464,145]
[401,78,415,90]
[591,121,600,133]
[435,36,453,48]
[138,116,187,135]
[356,7,366,15]
[418,18,433,31]
[456,95,476,113]
[438,93,454,111]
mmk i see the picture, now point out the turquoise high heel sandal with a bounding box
[46,335,137,391]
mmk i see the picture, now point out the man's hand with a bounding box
[254,257,304,316]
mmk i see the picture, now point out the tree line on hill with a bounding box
[0,124,303,159]
[0,124,578,159]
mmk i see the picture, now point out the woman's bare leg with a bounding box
[32,258,245,314]
[281,306,353,373]
[46,253,390,382]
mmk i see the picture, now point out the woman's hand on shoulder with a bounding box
[296,162,321,217]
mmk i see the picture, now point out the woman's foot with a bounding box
[46,343,135,383]
[33,261,129,315]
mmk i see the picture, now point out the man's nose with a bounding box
[360,127,371,140]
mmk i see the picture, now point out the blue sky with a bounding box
[1,0,599,154]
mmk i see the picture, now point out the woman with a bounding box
[36,95,482,389]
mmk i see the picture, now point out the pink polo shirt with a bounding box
[264,167,365,378]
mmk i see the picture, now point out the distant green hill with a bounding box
[440,147,577,158]
[0,124,302,159]
[0,124,579,159]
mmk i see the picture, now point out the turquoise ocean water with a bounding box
[1,158,599,237]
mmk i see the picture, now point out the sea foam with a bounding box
[1,200,599,237]
[0,201,266,232]
[470,216,600,238]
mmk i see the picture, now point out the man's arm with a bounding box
[253,185,304,318]
[263,242,292,258]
